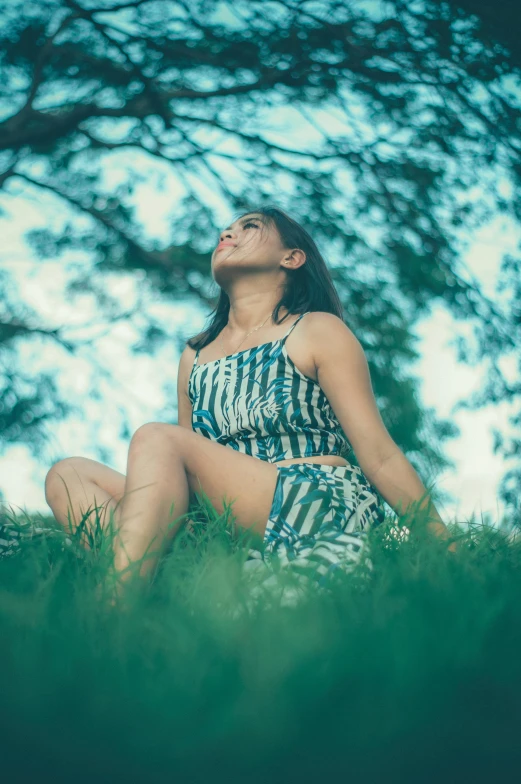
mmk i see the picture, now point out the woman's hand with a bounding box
[426,519,459,555]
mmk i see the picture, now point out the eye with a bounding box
[217,221,258,242]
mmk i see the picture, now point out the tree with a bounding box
[0,0,519,518]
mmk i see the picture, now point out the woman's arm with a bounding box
[366,448,457,552]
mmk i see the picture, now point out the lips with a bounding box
[216,242,236,251]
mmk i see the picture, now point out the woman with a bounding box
[25,206,454,587]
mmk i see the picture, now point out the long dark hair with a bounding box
[186,205,344,351]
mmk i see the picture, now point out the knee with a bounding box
[130,422,183,447]
[44,457,85,502]
[131,422,161,442]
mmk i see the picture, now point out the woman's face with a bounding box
[212,213,286,276]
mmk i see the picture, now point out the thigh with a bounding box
[163,425,280,542]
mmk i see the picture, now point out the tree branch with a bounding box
[4,12,81,137]
[12,171,203,301]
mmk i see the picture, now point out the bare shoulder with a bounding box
[181,343,197,360]
[305,311,352,331]
[304,312,360,364]
[179,342,197,369]
[178,343,197,397]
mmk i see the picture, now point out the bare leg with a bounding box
[45,471,119,546]
[112,427,191,581]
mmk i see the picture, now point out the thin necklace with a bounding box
[217,260,291,355]
[218,312,273,355]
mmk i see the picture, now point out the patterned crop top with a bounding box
[188,311,353,463]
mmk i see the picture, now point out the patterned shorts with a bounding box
[0,518,57,559]
[244,462,386,592]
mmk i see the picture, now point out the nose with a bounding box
[219,232,235,244]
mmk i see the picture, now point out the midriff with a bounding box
[274,455,349,468]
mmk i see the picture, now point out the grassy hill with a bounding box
[0,495,519,784]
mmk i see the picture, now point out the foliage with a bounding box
[0,489,520,782]
[0,0,520,515]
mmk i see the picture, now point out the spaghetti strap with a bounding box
[281,311,310,343]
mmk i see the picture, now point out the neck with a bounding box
[225,301,289,335]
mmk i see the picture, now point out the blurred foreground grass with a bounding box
[0,494,520,784]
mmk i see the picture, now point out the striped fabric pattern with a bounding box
[265,462,385,543]
[243,461,386,601]
[261,462,385,578]
[189,312,352,463]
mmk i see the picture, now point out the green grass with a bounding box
[0,493,520,784]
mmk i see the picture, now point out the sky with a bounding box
[0,184,518,532]
[0,5,519,532]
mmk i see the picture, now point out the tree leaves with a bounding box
[0,0,519,521]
